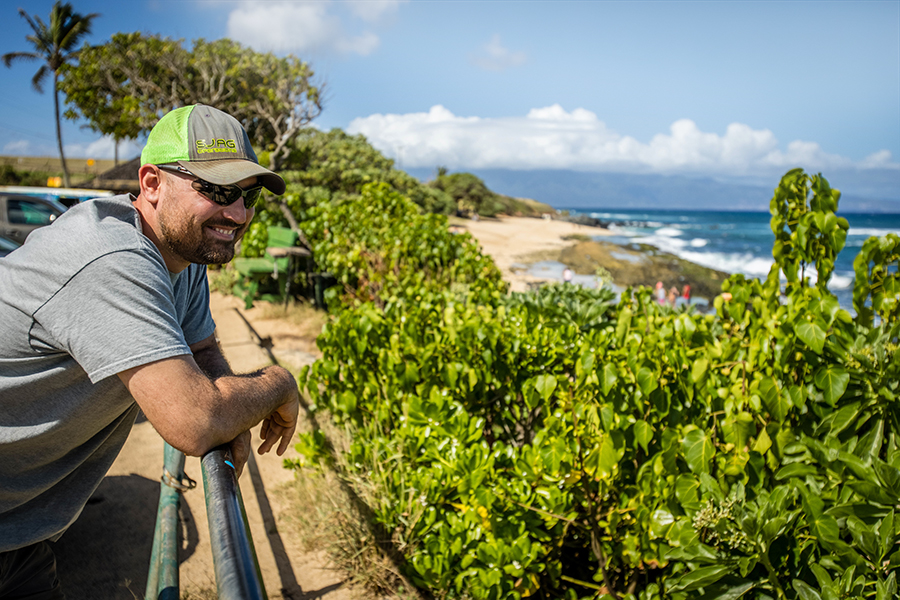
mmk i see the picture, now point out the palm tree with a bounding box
[2,2,99,188]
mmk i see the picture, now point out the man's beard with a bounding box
[158,189,246,265]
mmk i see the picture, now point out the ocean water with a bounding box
[563,208,900,308]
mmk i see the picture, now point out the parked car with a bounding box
[0,185,115,208]
[0,193,67,244]
[0,234,21,258]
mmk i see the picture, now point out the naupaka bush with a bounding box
[296,170,898,600]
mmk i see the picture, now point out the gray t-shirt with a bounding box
[0,194,216,551]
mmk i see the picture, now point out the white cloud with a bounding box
[225,1,386,56]
[74,137,143,161]
[471,34,527,72]
[348,105,899,176]
[348,0,407,22]
[3,140,36,155]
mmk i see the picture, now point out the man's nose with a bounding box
[222,199,250,223]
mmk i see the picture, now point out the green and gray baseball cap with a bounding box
[141,104,285,195]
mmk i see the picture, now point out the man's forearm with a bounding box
[119,349,300,457]
[191,333,234,378]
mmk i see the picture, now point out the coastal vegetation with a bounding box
[286,169,898,600]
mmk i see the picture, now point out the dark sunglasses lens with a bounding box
[192,180,262,209]
[241,187,262,208]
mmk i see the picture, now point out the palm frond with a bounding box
[31,64,50,93]
[1,51,40,69]
[58,12,100,52]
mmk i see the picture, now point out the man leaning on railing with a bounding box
[0,105,300,600]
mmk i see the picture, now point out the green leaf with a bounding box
[874,460,900,496]
[691,358,709,383]
[796,319,827,354]
[634,419,653,453]
[675,474,701,510]
[879,510,895,560]
[534,374,557,402]
[682,429,716,474]
[813,366,849,406]
[827,402,861,436]
[637,366,658,396]
[876,572,897,600]
[811,513,841,543]
[705,580,760,600]
[775,463,818,480]
[759,378,790,423]
[848,481,900,506]
[668,564,734,592]
[792,579,823,600]
[847,516,879,559]
[649,509,675,539]
[600,363,617,396]
[753,427,772,454]
[596,434,620,478]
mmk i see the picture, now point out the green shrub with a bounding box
[295,170,899,599]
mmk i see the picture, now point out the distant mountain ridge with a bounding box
[407,168,900,214]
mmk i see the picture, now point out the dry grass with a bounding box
[276,412,424,600]
[179,588,218,600]
[277,469,421,600]
[254,301,329,341]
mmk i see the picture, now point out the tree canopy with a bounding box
[59,33,322,170]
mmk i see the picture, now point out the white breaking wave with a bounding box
[849,227,899,237]
[690,238,709,247]
[633,233,775,277]
[655,227,683,237]
[829,274,854,290]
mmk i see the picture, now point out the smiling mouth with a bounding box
[207,225,237,241]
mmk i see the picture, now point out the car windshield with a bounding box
[0,235,21,254]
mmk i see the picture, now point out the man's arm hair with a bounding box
[117,333,299,457]
[191,332,235,378]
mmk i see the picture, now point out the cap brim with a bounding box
[178,159,286,195]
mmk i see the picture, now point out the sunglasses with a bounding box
[157,164,264,209]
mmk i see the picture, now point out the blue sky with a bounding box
[1,0,898,198]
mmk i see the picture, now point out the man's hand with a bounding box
[257,392,300,456]
[229,430,252,479]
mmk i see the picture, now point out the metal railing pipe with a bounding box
[201,446,267,600]
[145,443,187,600]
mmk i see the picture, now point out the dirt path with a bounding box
[52,292,354,600]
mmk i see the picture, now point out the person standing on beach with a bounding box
[0,104,300,599]
[655,281,666,304]
[668,286,679,306]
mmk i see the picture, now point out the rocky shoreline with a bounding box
[456,215,731,301]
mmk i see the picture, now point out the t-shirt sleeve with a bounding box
[34,250,192,383]
[177,264,216,347]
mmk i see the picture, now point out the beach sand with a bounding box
[456,215,728,301]
[454,215,610,292]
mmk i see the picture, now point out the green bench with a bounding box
[233,226,301,278]
[232,226,312,307]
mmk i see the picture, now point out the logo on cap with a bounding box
[196,138,238,154]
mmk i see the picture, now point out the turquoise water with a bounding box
[564,209,900,308]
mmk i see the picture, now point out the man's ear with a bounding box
[138,164,163,205]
